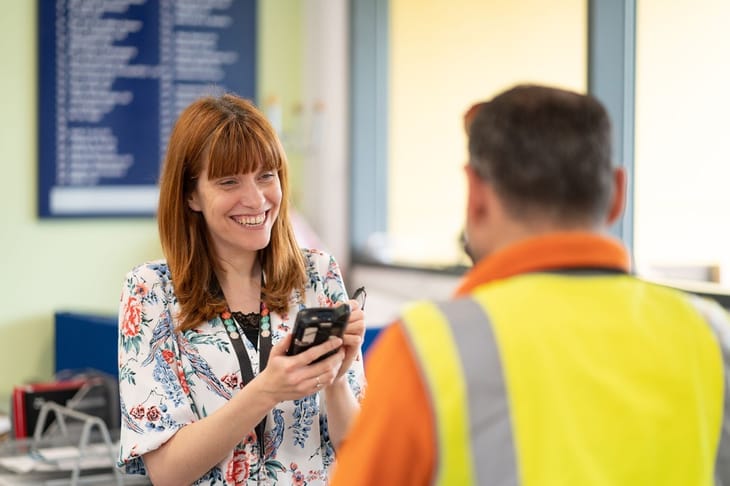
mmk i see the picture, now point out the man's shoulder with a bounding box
[684,292,730,336]
[401,295,476,317]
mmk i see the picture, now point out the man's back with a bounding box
[331,85,730,485]
[460,271,722,485]
[332,233,729,485]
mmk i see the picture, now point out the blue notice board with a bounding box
[38,0,256,218]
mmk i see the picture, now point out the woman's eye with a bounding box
[259,172,276,182]
[219,179,238,186]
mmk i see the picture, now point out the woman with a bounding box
[117,94,366,485]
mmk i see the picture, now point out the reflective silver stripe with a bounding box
[436,298,519,486]
[688,295,730,486]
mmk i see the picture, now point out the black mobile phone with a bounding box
[286,304,351,363]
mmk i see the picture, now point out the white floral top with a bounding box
[117,249,366,485]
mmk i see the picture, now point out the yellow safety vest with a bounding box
[401,272,729,485]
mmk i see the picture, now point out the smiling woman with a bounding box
[117,94,366,485]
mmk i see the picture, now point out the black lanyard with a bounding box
[224,308,273,460]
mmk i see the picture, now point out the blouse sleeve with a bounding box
[116,263,197,475]
[307,249,367,401]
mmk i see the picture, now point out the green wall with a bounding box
[0,0,303,410]
[258,0,304,206]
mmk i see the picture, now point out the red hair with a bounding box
[157,94,306,331]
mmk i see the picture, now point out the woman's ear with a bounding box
[188,192,202,212]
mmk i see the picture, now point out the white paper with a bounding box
[0,444,113,474]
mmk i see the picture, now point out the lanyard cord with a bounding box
[221,278,273,464]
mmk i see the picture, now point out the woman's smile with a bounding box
[233,212,267,227]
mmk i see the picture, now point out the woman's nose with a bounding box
[238,179,265,208]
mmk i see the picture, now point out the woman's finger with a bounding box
[294,336,343,365]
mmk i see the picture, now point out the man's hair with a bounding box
[157,94,306,331]
[467,84,614,226]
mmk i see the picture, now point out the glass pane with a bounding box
[634,0,730,287]
[383,0,587,267]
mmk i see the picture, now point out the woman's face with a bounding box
[188,162,282,261]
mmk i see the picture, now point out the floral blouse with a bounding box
[117,249,366,485]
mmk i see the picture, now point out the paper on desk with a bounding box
[0,416,9,436]
[0,444,114,474]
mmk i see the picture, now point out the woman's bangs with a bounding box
[206,120,282,179]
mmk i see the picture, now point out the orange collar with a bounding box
[455,232,630,297]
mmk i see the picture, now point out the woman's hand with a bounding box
[255,333,345,402]
[333,299,365,381]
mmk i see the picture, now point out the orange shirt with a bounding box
[330,233,629,485]
[330,322,436,485]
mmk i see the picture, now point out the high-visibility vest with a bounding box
[401,272,730,486]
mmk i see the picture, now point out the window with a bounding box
[351,0,587,269]
[633,0,730,290]
[350,0,730,319]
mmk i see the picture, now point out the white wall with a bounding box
[299,1,351,270]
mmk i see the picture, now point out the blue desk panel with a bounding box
[55,312,119,378]
[55,312,385,378]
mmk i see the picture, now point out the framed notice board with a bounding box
[38,0,256,218]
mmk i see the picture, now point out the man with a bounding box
[331,85,730,485]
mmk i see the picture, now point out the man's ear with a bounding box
[465,165,489,225]
[607,167,626,226]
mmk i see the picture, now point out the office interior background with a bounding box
[1,0,729,409]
